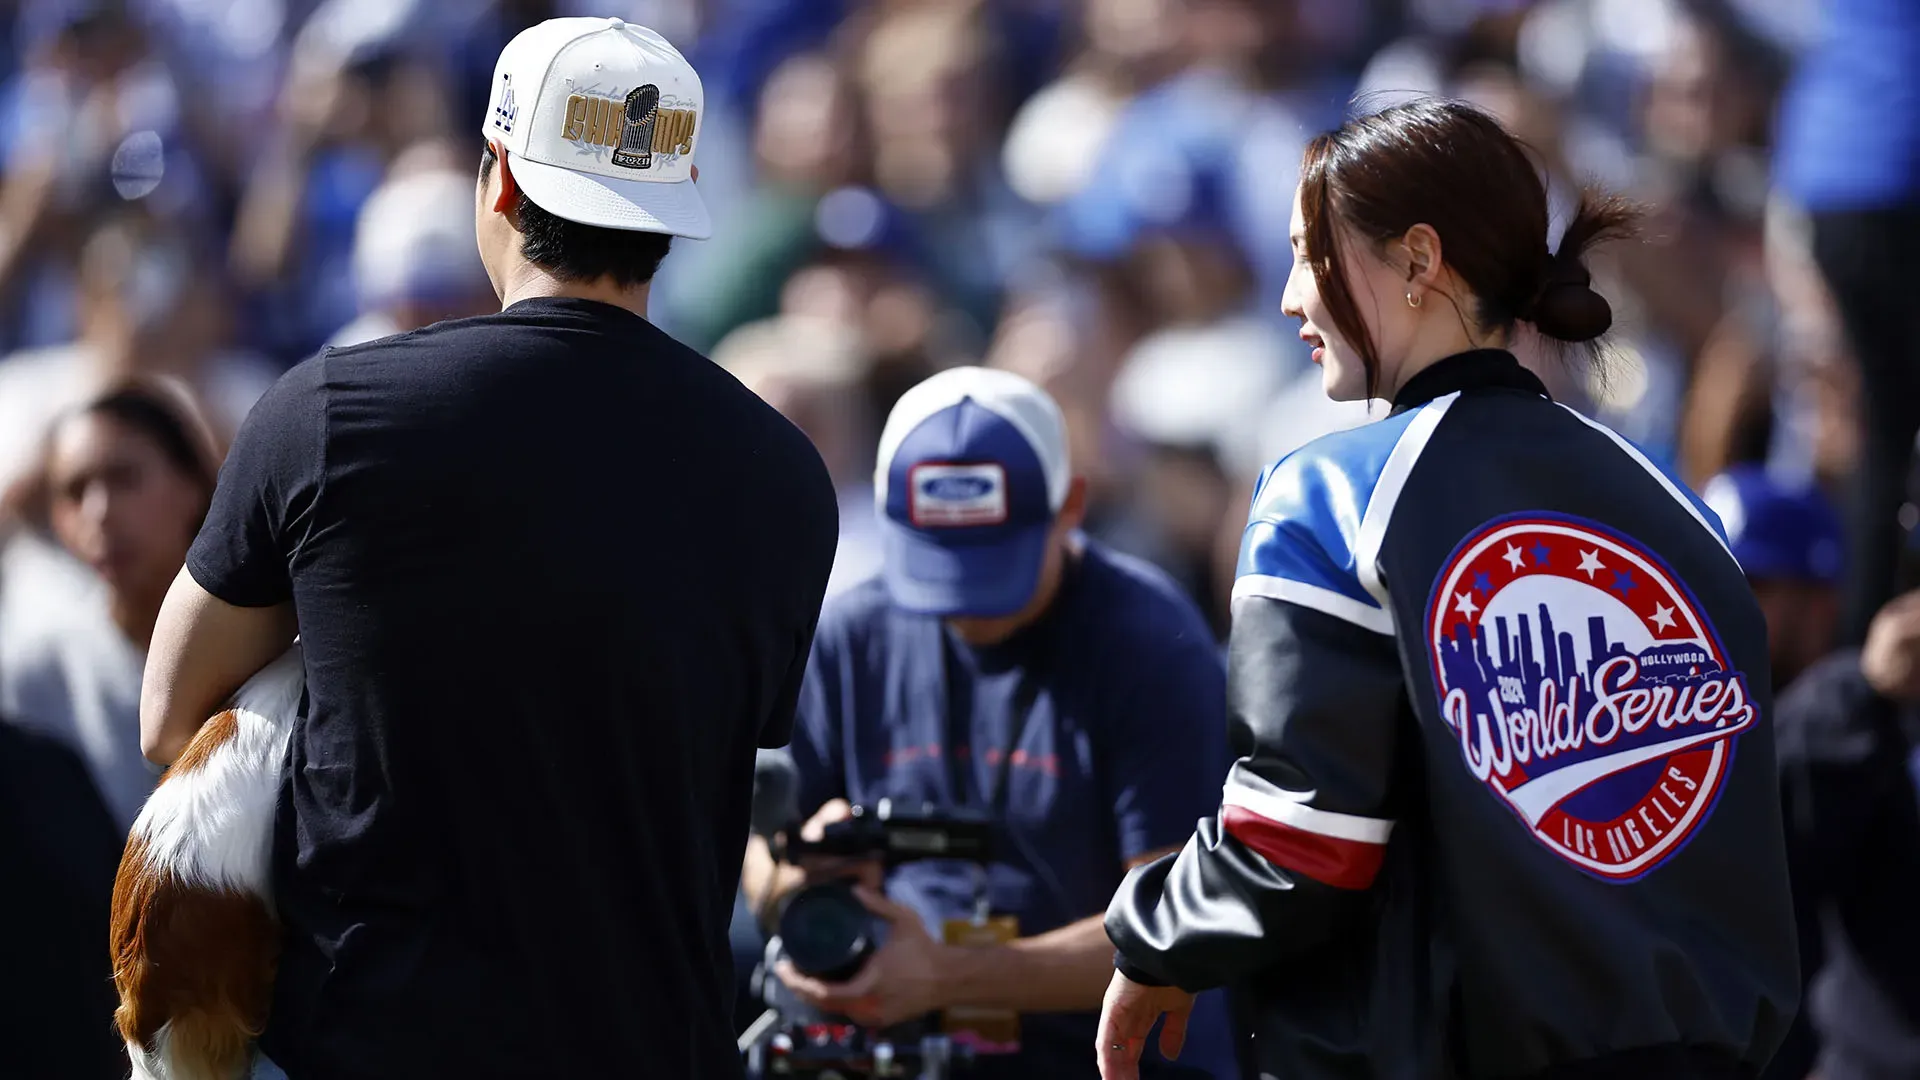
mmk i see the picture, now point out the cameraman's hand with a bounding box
[796,799,883,890]
[800,799,853,841]
[775,885,948,1028]
[1863,591,1920,702]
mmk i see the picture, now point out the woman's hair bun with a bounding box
[1519,189,1639,344]
[1523,258,1613,343]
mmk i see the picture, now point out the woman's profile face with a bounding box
[47,411,206,606]
[1280,184,1419,402]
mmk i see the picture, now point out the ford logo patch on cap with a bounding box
[908,463,1008,528]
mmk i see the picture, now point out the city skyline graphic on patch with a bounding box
[1423,512,1755,883]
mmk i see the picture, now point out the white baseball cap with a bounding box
[483,17,710,240]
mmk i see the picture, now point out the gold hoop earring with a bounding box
[1406,290,1423,309]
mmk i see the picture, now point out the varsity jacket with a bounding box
[1107,350,1800,1080]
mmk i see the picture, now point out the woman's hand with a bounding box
[1094,968,1195,1080]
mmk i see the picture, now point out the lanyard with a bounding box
[939,629,1054,819]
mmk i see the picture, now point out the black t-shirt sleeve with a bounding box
[759,432,840,749]
[760,630,810,750]
[186,357,328,609]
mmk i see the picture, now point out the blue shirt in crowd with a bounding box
[1775,0,1920,211]
[788,540,1237,1079]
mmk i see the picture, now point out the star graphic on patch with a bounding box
[1650,603,1677,631]
[1530,541,1551,565]
[1472,571,1493,594]
[1610,568,1637,595]
[1454,590,1480,618]
[1503,543,1525,571]
[1578,549,1605,579]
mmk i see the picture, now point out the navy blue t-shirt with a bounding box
[788,541,1236,1079]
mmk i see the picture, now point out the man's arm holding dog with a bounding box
[141,567,295,765]
[142,363,324,766]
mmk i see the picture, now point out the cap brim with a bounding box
[510,153,712,240]
[881,521,1050,618]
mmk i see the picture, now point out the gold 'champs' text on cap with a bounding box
[482,17,712,240]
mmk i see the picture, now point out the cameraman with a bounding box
[746,367,1235,1079]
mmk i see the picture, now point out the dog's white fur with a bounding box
[122,644,305,1080]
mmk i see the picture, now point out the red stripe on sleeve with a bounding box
[1222,805,1387,891]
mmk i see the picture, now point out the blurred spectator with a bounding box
[1703,462,1846,691]
[1767,588,1920,1080]
[228,0,460,355]
[1054,0,1332,325]
[0,0,203,351]
[0,375,221,830]
[1703,461,1920,1080]
[666,50,873,352]
[331,159,496,346]
[1775,0,1920,647]
[850,0,1042,337]
[1001,0,1184,209]
[0,712,128,1079]
[713,312,884,599]
[0,210,274,497]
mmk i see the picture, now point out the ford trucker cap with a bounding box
[482,17,710,239]
[874,367,1072,617]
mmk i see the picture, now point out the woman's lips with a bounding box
[1301,331,1325,365]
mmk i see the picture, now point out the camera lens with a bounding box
[778,881,880,983]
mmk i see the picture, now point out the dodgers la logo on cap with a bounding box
[1425,512,1757,883]
[483,17,710,239]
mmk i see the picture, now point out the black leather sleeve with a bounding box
[1105,595,1408,993]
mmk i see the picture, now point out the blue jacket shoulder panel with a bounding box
[1236,404,1430,626]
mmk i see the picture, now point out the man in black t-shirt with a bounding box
[137,19,838,1080]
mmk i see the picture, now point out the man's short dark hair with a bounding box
[480,143,672,288]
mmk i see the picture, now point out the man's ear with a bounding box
[1056,475,1090,533]
[491,146,519,214]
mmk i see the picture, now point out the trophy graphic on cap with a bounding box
[612,84,661,170]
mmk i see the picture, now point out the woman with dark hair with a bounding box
[0,377,222,830]
[1097,100,1799,1080]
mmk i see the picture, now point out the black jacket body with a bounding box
[1107,351,1800,1079]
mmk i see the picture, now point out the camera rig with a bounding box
[740,800,996,1080]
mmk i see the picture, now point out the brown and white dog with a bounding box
[110,645,305,1080]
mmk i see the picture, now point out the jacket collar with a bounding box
[1389,348,1549,415]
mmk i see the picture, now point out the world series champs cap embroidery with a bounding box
[483,17,710,239]
[1424,512,1758,883]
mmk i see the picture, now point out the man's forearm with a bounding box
[941,913,1114,1014]
[140,568,296,765]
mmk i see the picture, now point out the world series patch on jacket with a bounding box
[1425,512,1758,882]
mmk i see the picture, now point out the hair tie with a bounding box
[1521,251,1591,321]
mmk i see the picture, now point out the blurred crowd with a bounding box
[0,0,1914,1073]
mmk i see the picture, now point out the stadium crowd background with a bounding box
[0,0,1910,1074]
